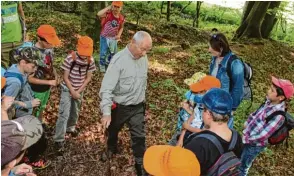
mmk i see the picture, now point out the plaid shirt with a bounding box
[242,98,285,146]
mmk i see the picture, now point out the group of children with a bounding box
[144,72,294,176]
[1,24,96,171]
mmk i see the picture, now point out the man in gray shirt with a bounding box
[99,31,152,176]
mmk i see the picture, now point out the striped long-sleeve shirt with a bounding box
[242,98,285,146]
[61,52,96,90]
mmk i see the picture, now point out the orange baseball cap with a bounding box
[190,75,221,93]
[112,1,123,7]
[1,77,6,89]
[37,25,61,46]
[143,145,200,176]
[77,36,93,57]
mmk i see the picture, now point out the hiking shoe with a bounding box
[28,159,51,170]
[100,150,116,162]
[66,129,80,137]
[54,141,65,155]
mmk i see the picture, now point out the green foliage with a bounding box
[23,2,81,55]
[152,46,170,54]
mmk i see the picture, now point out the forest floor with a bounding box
[36,23,294,176]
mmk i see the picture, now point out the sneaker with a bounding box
[66,129,80,137]
[28,159,51,170]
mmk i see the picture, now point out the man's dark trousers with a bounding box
[107,102,146,164]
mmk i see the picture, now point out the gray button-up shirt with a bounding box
[99,46,148,116]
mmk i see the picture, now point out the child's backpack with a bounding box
[68,51,91,75]
[2,67,25,92]
[9,42,34,66]
[195,130,241,176]
[226,54,253,106]
[266,111,294,146]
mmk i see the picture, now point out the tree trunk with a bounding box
[167,1,171,21]
[241,1,255,24]
[81,1,106,48]
[261,1,281,38]
[193,1,202,27]
[235,1,271,39]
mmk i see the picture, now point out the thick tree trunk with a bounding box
[167,1,171,21]
[81,1,106,48]
[193,1,202,27]
[261,1,281,38]
[241,1,255,24]
[235,1,271,39]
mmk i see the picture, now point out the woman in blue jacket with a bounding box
[208,33,244,128]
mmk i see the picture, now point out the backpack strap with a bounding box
[226,54,238,92]
[69,51,77,74]
[195,133,224,154]
[4,72,24,87]
[228,130,238,151]
[266,111,286,123]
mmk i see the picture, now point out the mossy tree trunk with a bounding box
[81,1,106,49]
[235,1,271,39]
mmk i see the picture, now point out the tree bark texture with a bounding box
[261,1,281,38]
[167,1,171,21]
[193,1,202,28]
[81,1,106,48]
[241,1,255,24]
[235,1,271,39]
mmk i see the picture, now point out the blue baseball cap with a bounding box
[202,88,233,115]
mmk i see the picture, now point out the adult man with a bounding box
[184,88,243,175]
[97,1,125,72]
[1,1,26,69]
[99,31,152,176]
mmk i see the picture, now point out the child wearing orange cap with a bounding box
[53,36,96,153]
[169,75,221,147]
[97,1,125,72]
[28,24,61,123]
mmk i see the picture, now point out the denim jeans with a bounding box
[239,144,266,176]
[54,84,83,142]
[99,36,117,71]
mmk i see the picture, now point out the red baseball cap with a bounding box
[272,76,294,99]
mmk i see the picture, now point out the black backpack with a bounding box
[194,130,241,176]
[266,111,294,147]
[226,55,253,107]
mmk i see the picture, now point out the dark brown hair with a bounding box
[209,33,231,57]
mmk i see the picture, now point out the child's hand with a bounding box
[181,102,190,111]
[71,91,81,99]
[176,140,183,147]
[1,96,15,111]
[31,99,41,108]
